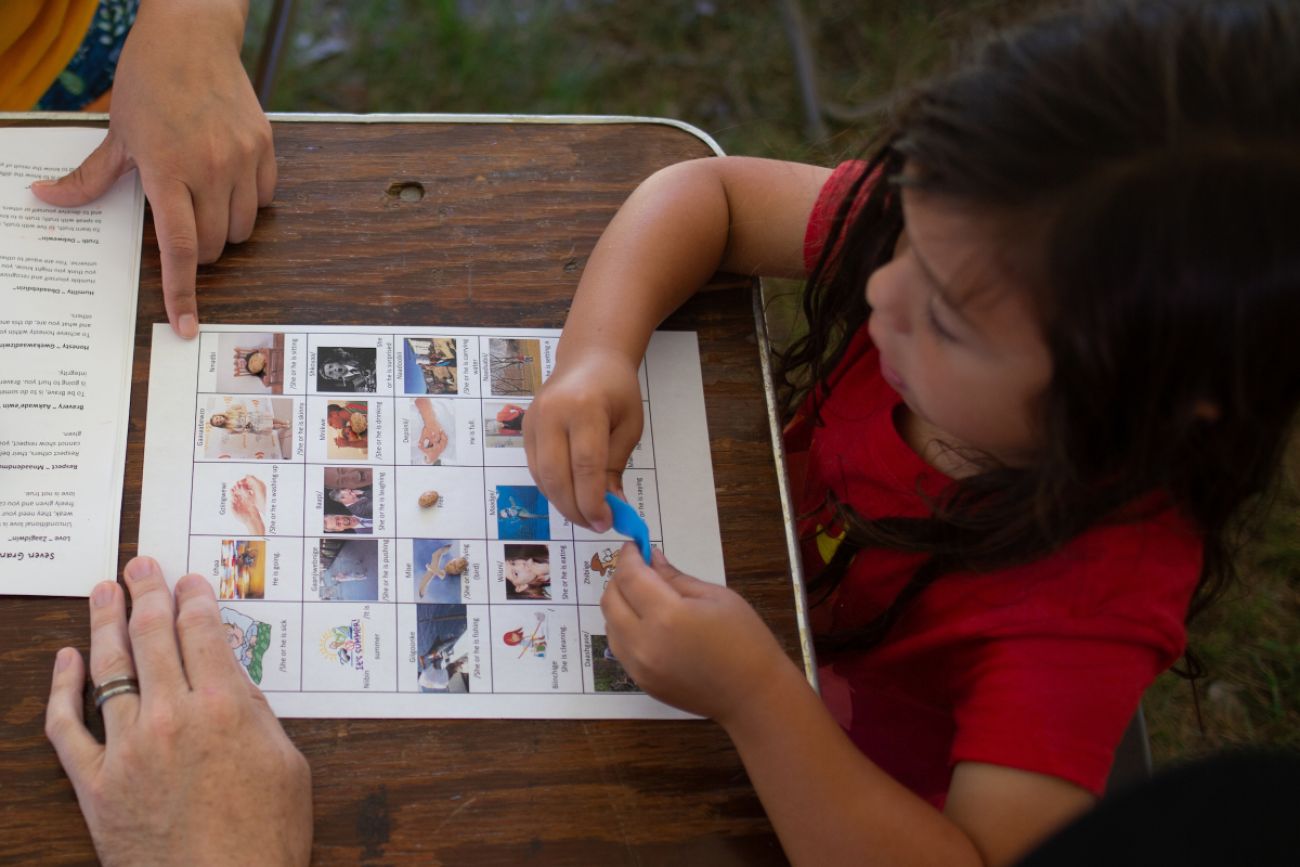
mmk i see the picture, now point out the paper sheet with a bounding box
[0,127,143,596]
[140,324,724,718]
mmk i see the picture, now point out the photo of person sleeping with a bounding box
[484,402,527,449]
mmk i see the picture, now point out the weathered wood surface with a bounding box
[0,119,797,865]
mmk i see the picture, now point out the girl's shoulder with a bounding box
[803,160,879,273]
[1067,496,1203,589]
[955,500,1203,655]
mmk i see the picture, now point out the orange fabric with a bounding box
[0,0,99,110]
[83,87,111,112]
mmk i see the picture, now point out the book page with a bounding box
[141,324,724,719]
[0,128,143,596]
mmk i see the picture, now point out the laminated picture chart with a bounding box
[140,324,724,719]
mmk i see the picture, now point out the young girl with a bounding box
[523,1,1300,864]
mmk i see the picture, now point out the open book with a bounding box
[0,127,143,596]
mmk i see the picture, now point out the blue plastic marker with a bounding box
[604,492,653,563]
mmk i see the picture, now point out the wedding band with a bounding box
[93,676,140,709]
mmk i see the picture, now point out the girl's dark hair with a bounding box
[779,0,1300,654]
[505,544,550,564]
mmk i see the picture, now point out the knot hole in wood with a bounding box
[386,181,425,202]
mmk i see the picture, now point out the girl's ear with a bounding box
[1191,399,1221,423]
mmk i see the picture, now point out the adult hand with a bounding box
[600,544,794,727]
[31,0,276,339]
[525,350,643,532]
[44,557,312,866]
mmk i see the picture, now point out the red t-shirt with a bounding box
[788,161,1202,806]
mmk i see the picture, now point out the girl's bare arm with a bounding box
[526,157,830,530]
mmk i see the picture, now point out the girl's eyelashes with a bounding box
[926,297,960,343]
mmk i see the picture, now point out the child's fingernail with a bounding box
[91,582,115,608]
[30,179,55,188]
[178,314,198,338]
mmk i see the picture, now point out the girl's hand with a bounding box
[525,350,643,532]
[45,558,312,866]
[600,544,793,727]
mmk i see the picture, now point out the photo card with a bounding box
[482,400,529,466]
[400,336,469,396]
[493,484,550,540]
[218,539,266,599]
[326,400,371,459]
[400,396,479,466]
[318,466,379,536]
[411,603,476,693]
[590,633,642,694]
[575,540,663,605]
[485,337,545,397]
[206,332,294,394]
[489,605,581,693]
[190,537,303,601]
[311,537,381,601]
[577,605,643,694]
[301,602,395,691]
[398,603,489,694]
[190,463,305,537]
[392,465,486,539]
[196,396,298,462]
[484,400,527,448]
[315,346,378,393]
[483,467,571,541]
[500,543,555,601]
[220,602,301,692]
[409,538,484,604]
[222,605,273,683]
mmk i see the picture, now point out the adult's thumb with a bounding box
[30,133,130,207]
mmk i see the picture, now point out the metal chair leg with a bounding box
[253,0,297,108]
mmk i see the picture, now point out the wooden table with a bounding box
[0,115,804,864]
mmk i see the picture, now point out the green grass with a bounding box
[252,0,1037,160]
[246,0,1300,765]
[1146,450,1300,763]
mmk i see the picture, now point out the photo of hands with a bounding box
[191,463,305,538]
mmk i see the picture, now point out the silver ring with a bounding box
[93,676,140,709]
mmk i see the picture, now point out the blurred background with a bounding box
[242,0,1298,768]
